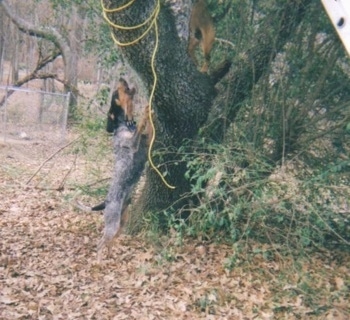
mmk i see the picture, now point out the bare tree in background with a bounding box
[0,0,84,111]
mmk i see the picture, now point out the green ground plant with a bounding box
[140,0,350,256]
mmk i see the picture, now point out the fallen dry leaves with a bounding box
[0,138,349,319]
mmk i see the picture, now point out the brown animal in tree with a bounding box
[106,78,136,133]
[188,0,215,73]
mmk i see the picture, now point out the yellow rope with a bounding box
[102,0,136,13]
[101,0,175,189]
[102,3,158,31]
[109,20,155,47]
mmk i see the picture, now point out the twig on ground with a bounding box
[57,152,78,190]
[26,136,81,185]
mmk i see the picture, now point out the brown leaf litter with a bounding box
[0,138,349,319]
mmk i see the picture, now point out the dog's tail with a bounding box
[73,201,105,212]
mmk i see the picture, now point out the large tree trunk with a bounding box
[103,0,217,221]
[102,0,312,230]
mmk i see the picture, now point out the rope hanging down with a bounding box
[101,0,175,189]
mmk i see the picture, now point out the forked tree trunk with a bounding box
[103,0,217,225]
[101,0,313,231]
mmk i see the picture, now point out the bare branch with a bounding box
[0,50,62,107]
[0,0,67,53]
[26,136,81,185]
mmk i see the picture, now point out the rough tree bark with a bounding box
[0,0,79,110]
[101,0,313,230]
[103,0,217,224]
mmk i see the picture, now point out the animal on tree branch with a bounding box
[188,0,215,73]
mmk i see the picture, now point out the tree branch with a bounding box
[0,50,61,107]
[207,0,313,142]
[0,0,67,54]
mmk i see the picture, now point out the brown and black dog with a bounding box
[81,105,153,212]
[81,104,153,214]
[188,0,215,73]
[76,102,155,261]
[106,78,136,133]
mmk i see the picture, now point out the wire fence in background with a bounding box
[0,86,70,144]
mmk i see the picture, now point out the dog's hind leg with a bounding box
[97,199,123,262]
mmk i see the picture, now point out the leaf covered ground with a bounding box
[0,137,349,319]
